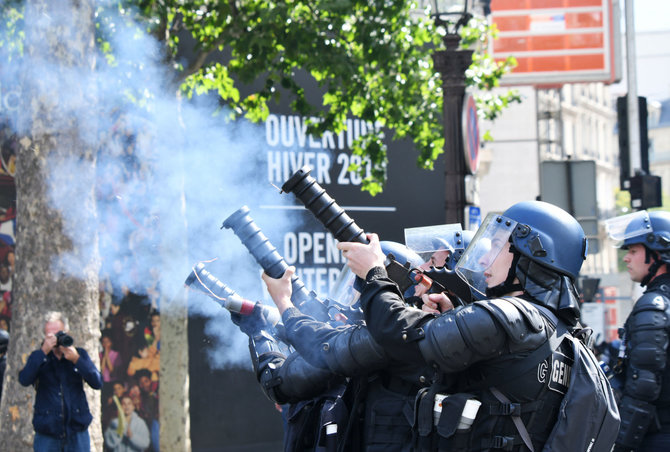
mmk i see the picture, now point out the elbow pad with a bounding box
[616,396,656,450]
[418,298,548,373]
[418,303,506,373]
[625,367,663,402]
[269,353,340,404]
[320,324,388,376]
[249,330,285,378]
[250,332,339,404]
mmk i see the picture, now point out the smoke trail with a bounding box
[0,1,305,368]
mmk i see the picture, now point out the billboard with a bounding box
[490,0,622,85]
[189,74,448,451]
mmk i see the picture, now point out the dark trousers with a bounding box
[638,433,670,452]
[33,430,90,452]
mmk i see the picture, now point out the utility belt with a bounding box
[413,387,480,452]
[412,385,548,452]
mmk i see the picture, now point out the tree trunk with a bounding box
[0,1,101,451]
[159,271,191,451]
[158,98,191,451]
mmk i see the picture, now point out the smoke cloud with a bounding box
[0,0,301,368]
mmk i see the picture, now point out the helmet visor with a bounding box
[604,211,651,247]
[455,213,517,297]
[404,223,461,270]
[328,264,361,308]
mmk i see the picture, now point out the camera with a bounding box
[55,331,74,347]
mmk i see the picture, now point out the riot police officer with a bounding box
[337,201,594,451]
[253,230,477,451]
[233,240,444,451]
[224,228,474,451]
[606,210,670,452]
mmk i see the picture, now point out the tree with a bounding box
[0,0,102,450]
[0,1,518,449]
[109,0,518,195]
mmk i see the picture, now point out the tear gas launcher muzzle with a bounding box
[281,165,473,306]
[185,262,281,327]
[221,206,332,322]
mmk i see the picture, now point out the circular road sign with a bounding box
[462,92,480,175]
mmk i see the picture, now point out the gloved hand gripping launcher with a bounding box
[281,166,414,291]
[281,166,473,306]
[221,206,332,322]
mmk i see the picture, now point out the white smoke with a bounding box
[0,0,299,368]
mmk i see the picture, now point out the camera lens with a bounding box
[56,331,74,347]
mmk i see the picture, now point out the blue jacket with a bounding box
[19,347,102,438]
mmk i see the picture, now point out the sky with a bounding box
[633,0,670,32]
[610,0,670,100]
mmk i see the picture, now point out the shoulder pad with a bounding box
[474,297,545,343]
[504,297,546,332]
[633,291,669,314]
[419,304,505,372]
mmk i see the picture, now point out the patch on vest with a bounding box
[537,359,549,384]
[547,350,573,394]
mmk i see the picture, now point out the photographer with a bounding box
[18,311,102,452]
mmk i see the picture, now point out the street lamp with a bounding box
[430,0,476,226]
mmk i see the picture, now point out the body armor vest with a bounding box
[413,298,569,452]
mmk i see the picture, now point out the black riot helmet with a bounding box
[606,210,670,255]
[504,200,588,280]
[404,223,473,270]
[330,241,423,307]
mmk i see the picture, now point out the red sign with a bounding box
[603,286,619,342]
[490,0,620,86]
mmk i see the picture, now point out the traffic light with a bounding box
[629,174,662,210]
[579,277,601,303]
[617,96,649,189]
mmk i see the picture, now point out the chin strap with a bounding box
[641,249,663,287]
[486,249,523,298]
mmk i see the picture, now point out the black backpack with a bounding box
[531,306,621,452]
[410,300,621,452]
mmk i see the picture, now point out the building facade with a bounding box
[477,82,620,275]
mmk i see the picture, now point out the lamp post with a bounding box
[431,0,475,226]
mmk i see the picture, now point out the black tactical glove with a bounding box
[230,301,269,336]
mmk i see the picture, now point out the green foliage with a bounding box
[3,1,517,195]
[104,0,449,193]
[123,1,516,194]
[0,2,24,60]
[614,188,632,215]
